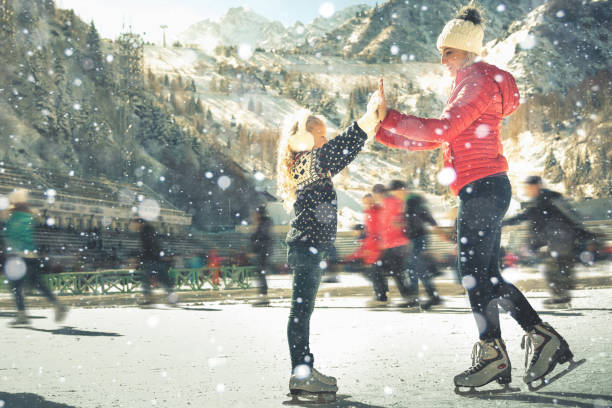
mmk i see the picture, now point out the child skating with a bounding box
[277,95,380,402]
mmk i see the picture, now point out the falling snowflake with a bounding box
[217,176,231,190]
[437,167,457,186]
[319,3,335,18]
[139,199,161,221]
[238,44,253,60]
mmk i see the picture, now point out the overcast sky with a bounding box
[57,0,379,43]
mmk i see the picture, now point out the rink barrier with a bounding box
[20,266,255,295]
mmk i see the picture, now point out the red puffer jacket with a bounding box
[376,61,520,195]
[346,205,383,264]
[380,196,409,249]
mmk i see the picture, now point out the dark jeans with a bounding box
[544,253,575,298]
[255,252,269,296]
[371,246,411,301]
[405,235,438,299]
[287,243,329,370]
[458,175,541,340]
[9,258,57,311]
[141,260,174,295]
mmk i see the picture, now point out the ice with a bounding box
[147,315,160,328]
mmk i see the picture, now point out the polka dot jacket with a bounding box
[286,122,367,246]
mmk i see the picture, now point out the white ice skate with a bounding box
[522,322,584,391]
[286,365,337,404]
[454,339,517,395]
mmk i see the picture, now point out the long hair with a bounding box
[276,111,324,211]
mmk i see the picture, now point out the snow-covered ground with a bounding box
[1,284,611,407]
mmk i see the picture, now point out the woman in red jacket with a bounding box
[375,5,575,391]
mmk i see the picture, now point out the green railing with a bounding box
[0,266,255,296]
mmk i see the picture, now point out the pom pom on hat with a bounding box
[437,6,485,55]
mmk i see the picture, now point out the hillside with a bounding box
[0,0,261,231]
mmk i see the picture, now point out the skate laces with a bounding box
[521,332,537,369]
[467,341,486,373]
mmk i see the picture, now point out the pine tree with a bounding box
[85,21,106,84]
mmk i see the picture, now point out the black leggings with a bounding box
[10,258,57,311]
[457,175,541,340]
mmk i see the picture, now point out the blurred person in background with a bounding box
[376,180,416,308]
[503,176,597,307]
[249,204,273,306]
[131,217,177,306]
[404,191,444,309]
[2,189,67,326]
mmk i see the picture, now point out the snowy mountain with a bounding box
[310,0,546,62]
[145,0,610,228]
[177,5,370,52]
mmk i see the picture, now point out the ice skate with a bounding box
[454,339,517,395]
[138,295,156,308]
[395,298,420,312]
[542,296,571,309]
[252,296,270,307]
[54,304,68,323]
[365,298,388,308]
[522,322,583,391]
[420,296,443,310]
[9,311,30,327]
[285,365,337,405]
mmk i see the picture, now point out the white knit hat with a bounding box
[9,188,29,204]
[286,110,315,152]
[436,17,484,55]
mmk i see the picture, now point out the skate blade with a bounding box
[284,391,336,405]
[526,358,586,392]
[542,303,571,310]
[455,384,521,396]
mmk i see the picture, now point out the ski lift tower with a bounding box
[160,25,168,47]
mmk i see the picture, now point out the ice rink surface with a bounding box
[1,288,611,408]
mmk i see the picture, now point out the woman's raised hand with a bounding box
[378,77,388,122]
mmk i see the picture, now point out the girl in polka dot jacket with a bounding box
[277,95,379,397]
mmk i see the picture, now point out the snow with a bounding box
[2,282,611,407]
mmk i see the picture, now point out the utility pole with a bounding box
[160,25,167,47]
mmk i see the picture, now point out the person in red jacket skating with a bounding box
[374,180,415,308]
[375,4,576,392]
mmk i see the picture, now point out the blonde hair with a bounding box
[277,112,325,211]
